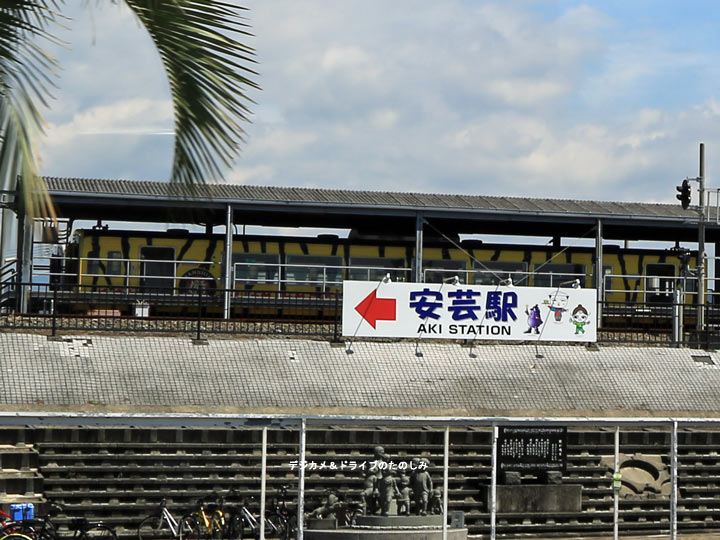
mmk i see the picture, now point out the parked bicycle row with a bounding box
[0,484,391,540]
[136,487,297,540]
[0,488,297,540]
[0,502,116,540]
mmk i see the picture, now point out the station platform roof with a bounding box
[2,331,720,425]
[40,177,718,242]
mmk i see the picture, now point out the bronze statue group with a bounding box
[307,446,443,522]
[362,446,442,517]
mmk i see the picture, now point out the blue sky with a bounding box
[35,1,720,204]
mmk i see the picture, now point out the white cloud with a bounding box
[227,165,275,185]
[485,79,569,107]
[370,109,398,130]
[321,46,371,72]
[38,98,174,180]
[43,99,172,146]
[246,128,318,157]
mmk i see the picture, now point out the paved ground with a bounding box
[2,332,720,419]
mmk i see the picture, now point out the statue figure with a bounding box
[372,446,390,471]
[309,489,341,519]
[361,469,379,515]
[428,487,443,515]
[377,469,400,517]
[411,457,433,516]
[397,473,411,516]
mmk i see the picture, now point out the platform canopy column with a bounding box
[223,204,233,319]
[415,213,424,282]
[595,219,604,327]
[15,194,32,313]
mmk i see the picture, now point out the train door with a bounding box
[140,246,176,292]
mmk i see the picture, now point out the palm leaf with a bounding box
[0,0,61,219]
[1,0,259,218]
[125,0,260,187]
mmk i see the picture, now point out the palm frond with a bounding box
[125,0,260,187]
[0,0,60,219]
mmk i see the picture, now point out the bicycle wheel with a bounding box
[209,513,223,540]
[0,520,50,540]
[190,513,208,540]
[78,525,117,540]
[179,515,199,540]
[0,533,37,540]
[264,515,285,540]
[0,524,36,539]
[283,514,297,540]
[137,515,172,540]
[223,515,242,540]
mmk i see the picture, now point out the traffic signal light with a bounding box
[676,179,691,209]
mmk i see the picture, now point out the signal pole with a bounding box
[697,143,706,336]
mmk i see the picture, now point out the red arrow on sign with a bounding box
[355,289,396,329]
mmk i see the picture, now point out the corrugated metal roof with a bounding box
[43,176,694,220]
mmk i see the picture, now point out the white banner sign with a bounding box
[342,281,597,342]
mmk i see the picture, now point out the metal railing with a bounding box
[3,280,720,347]
[234,262,413,292]
[41,255,222,293]
[39,256,595,291]
[0,281,342,341]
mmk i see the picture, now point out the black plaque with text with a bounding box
[497,426,567,473]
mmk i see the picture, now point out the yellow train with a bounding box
[47,228,697,316]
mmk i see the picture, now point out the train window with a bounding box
[87,250,122,277]
[107,251,122,277]
[233,253,280,284]
[645,263,676,304]
[286,255,344,285]
[422,259,468,283]
[348,257,409,282]
[86,257,100,277]
[472,261,528,286]
[532,263,586,288]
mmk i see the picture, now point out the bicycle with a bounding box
[0,503,117,540]
[265,486,296,540]
[0,502,60,540]
[191,495,224,540]
[136,499,198,540]
[223,497,285,540]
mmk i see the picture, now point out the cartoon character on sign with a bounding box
[544,291,569,323]
[570,304,591,335]
[524,304,542,334]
